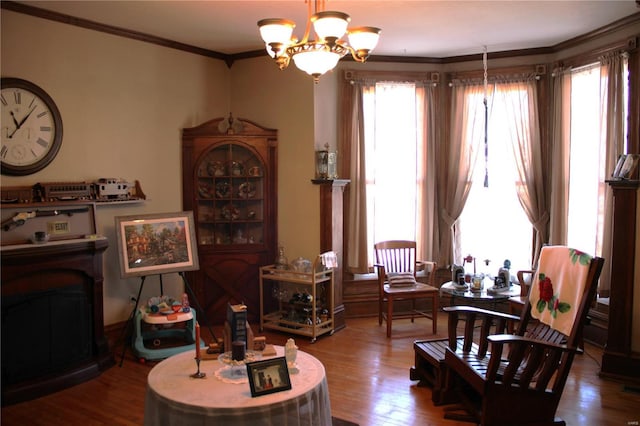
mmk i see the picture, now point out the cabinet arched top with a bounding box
[193,141,268,180]
[182,115,278,139]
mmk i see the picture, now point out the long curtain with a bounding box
[341,78,371,274]
[497,78,548,266]
[549,69,572,245]
[597,52,627,296]
[417,84,439,261]
[437,82,486,266]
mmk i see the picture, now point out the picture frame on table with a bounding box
[246,357,292,397]
[115,211,199,278]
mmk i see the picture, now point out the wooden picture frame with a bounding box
[115,211,199,278]
[612,154,627,178]
[612,154,640,179]
[619,154,639,179]
[246,356,292,397]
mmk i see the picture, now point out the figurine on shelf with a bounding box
[495,259,511,289]
[451,264,465,287]
[285,338,298,367]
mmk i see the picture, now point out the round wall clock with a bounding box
[1,78,63,176]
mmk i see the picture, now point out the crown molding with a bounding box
[2,1,639,68]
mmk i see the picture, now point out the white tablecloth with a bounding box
[144,346,332,426]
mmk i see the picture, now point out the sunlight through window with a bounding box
[458,87,533,273]
[567,59,628,258]
[363,82,419,265]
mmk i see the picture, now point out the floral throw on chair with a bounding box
[529,246,593,336]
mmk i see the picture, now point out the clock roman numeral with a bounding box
[28,97,36,108]
[36,138,49,149]
[1,146,8,159]
[0,94,7,107]
[40,126,52,132]
[14,91,21,105]
[37,110,48,119]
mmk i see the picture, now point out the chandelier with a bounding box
[257,0,381,82]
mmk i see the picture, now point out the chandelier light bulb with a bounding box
[311,11,350,42]
[292,48,341,82]
[348,27,381,58]
[258,19,295,46]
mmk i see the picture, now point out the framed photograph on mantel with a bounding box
[612,154,640,180]
[115,211,199,278]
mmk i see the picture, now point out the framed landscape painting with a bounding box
[115,211,199,278]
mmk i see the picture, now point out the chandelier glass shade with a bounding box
[257,1,380,82]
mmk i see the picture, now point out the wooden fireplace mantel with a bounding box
[1,237,114,405]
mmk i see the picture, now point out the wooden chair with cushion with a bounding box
[374,240,438,338]
[442,246,604,426]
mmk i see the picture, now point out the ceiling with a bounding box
[9,1,640,59]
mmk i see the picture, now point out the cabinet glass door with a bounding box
[195,143,264,247]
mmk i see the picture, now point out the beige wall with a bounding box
[0,11,225,325]
[229,57,320,262]
[1,10,323,326]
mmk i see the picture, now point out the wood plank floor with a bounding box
[2,313,640,425]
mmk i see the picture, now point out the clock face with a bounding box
[1,78,63,176]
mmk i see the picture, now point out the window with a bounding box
[567,65,602,255]
[346,56,629,280]
[458,86,533,273]
[358,80,534,272]
[362,82,422,266]
[567,59,629,257]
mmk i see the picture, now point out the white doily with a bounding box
[214,365,248,384]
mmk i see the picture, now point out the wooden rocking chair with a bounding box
[442,246,604,426]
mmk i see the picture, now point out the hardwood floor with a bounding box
[2,313,639,425]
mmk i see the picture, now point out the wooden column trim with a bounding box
[601,179,640,382]
[312,179,350,331]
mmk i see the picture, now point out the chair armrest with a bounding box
[373,263,386,274]
[373,264,387,289]
[517,269,534,297]
[416,260,437,285]
[487,334,573,352]
[443,305,521,323]
[416,260,436,270]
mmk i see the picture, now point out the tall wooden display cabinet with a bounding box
[182,116,277,325]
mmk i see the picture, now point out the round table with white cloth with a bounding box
[144,345,332,426]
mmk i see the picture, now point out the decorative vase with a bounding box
[275,246,288,270]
